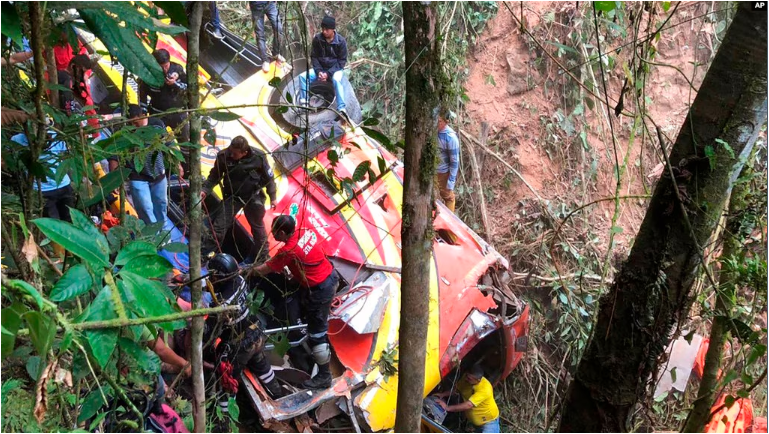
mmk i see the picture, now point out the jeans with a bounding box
[129,176,168,226]
[42,184,76,222]
[209,1,220,30]
[203,194,269,262]
[474,418,501,433]
[299,69,347,112]
[250,1,283,61]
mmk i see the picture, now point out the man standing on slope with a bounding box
[436,108,460,212]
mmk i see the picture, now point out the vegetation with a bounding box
[1,1,766,433]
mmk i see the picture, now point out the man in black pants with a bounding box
[202,136,276,265]
[204,253,284,414]
[249,215,340,389]
[139,49,189,166]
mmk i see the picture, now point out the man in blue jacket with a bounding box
[299,15,349,118]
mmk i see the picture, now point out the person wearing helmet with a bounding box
[248,214,339,390]
[205,253,284,403]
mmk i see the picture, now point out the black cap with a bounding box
[321,15,336,30]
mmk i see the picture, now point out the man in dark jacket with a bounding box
[299,15,349,116]
[202,136,276,265]
[139,49,189,144]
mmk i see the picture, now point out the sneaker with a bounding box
[298,98,308,108]
[275,54,286,64]
[212,28,224,40]
[262,61,270,73]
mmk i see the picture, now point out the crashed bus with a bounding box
[76,22,530,432]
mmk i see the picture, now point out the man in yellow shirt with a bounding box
[435,365,501,433]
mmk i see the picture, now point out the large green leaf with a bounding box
[82,168,131,208]
[51,264,93,301]
[5,279,44,310]
[205,110,241,122]
[115,241,157,266]
[1,304,24,358]
[353,161,371,183]
[1,2,23,47]
[60,1,186,34]
[50,264,94,302]
[594,1,617,12]
[120,254,173,279]
[24,311,56,357]
[83,286,119,368]
[77,385,113,424]
[153,1,189,27]
[119,272,177,331]
[118,337,160,373]
[78,9,165,88]
[69,208,110,258]
[34,218,110,267]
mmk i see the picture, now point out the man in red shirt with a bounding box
[248,214,339,389]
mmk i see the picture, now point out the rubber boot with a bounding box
[302,362,332,390]
[264,377,285,399]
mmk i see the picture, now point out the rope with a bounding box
[217,360,239,394]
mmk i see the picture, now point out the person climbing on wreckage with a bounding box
[204,252,286,418]
[247,214,340,390]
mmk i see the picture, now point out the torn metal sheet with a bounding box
[331,272,393,335]
[315,399,343,425]
[242,369,359,423]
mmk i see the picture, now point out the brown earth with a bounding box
[461,2,718,263]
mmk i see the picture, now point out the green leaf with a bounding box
[86,328,118,369]
[24,311,56,357]
[670,367,677,383]
[34,218,110,267]
[558,292,568,305]
[118,337,160,373]
[714,138,735,158]
[6,279,45,311]
[594,1,617,12]
[1,2,23,47]
[115,241,158,266]
[119,272,176,331]
[662,1,671,12]
[704,145,716,171]
[352,161,371,183]
[544,41,581,57]
[377,156,387,175]
[79,9,165,87]
[50,264,94,302]
[361,127,392,149]
[161,242,188,253]
[724,394,736,409]
[26,356,43,381]
[120,254,173,279]
[1,306,23,358]
[69,208,110,258]
[88,411,109,432]
[228,397,240,422]
[78,386,113,423]
[154,1,189,26]
[285,91,293,104]
[205,110,241,122]
[268,77,282,87]
[363,117,380,126]
[610,226,624,235]
[327,149,339,166]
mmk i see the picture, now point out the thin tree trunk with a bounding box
[394,2,439,432]
[186,3,206,432]
[45,41,59,111]
[682,152,757,433]
[559,3,767,432]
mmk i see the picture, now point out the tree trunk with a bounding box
[559,4,767,432]
[394,3,439,432]
[682,151,757,433]
[186,3,206,432]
